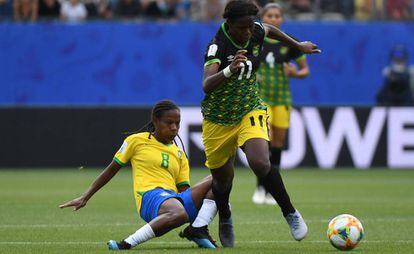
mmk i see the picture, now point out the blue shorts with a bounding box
[140,188,198,223]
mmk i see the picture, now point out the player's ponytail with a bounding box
[223,0,259,21]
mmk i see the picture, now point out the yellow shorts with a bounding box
[267,105,291,129]
[202,110,269,169]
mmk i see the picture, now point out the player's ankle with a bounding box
[118,240,132,250]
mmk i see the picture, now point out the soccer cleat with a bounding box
[264,193,277,205]
[252,186,266,204]
[179,225,217,249]
[285,210,308,241]
[219,217,235,247]
[107,240,131,251]
[107,240,120,251]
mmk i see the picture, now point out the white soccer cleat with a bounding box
[264,193,277,205]
[252,186,266,204]
[285,210,308,241]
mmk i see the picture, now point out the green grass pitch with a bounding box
[0,168,413,254]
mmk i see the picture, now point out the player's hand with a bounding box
[229,49,248,73]
[284,63,298,77]
[59,196,88,211]
[298,41,321,54]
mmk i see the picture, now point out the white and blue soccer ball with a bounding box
[327,214,364,251]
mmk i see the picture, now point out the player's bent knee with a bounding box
[168,209,189,226]
[248,157,271,177]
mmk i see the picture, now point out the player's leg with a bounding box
[269,106,290,169]
[211,157,235,247]
[243,138,307,240]
[179,175,218,248]
[202,120,238,247]
[108,193,189,250]
[253,106,288,205]
[239,109,307,241]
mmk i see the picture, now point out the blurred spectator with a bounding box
[84,0,112,19]
[377,45,414,106]
[320,0,340,13]
[290,0,313,13]
[0,0,13,20]
[38,0,60,19]
[142,0,179,19]
[114,0,141,18]
[60,0,87,21]
[192,0,225,21]
[354,0,373,20]
[386,0,411,20]
[13,0,38,21]
[339,0,354,19]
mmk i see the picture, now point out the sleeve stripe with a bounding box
[295,55,306,62]
[113,157,126,166]
[204,58,221,67]
[176,181,190,188]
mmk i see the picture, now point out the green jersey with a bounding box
[201,22,267,126]
[257,37,305,106]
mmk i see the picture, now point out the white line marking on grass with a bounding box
[0,240,412,246]
[1,218,413,229]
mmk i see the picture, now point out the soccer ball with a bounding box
[327,214,364,251]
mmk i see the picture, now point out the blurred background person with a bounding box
[13,0,38,21]
[38,0,60,20]
[114,0,141,19]
[386,0,411,20]
[83,0,112,19]
[60,0,87,21]
[377,45,414,106]
[0,0,13,20]
[142,0,179,19]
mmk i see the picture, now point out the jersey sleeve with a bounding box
[204,36,225,68]
[113,135,138,166]
[176,152,190,188]
[253,21,266,42]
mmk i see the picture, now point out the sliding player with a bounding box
[60,100,218,250]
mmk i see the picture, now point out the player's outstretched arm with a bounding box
[59,160,122,211]
[263,23,321,54]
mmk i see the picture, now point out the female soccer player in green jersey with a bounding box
[252,3,310,205]
[60,100,218,250]
[201,0,319,247]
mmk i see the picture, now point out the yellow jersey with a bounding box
[114,132,190,212]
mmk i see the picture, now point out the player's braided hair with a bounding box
[222,0,259,20]
[261,3,283,17]
[126,100,187,156]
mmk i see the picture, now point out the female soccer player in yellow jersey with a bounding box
[201,0,320,247]
[60,100,218,250]
[252,3,310,205]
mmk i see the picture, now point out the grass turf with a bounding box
[0,168,413,254]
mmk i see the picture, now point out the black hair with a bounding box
[223,0,259,21]
[261,3,283,17]
[125,100,187,155]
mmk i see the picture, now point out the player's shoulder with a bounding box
[252,21,266,42]
[124,132,150,145]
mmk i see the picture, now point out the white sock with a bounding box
[192,199,217,228]
[124,223,155,247]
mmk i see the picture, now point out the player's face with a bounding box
[262,8,283,28]
[154,109,181,143]
[227,18,255,45]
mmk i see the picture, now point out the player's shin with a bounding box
[192,199,217,228]
[124,223,156,248]
[259,166,295,216]
[212,182,232,219]
[269,146,282,168]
